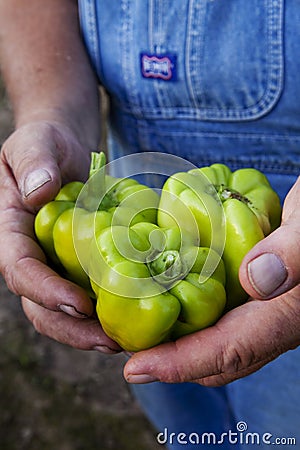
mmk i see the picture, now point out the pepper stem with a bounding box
[89,151,106,196]
[216,184,249,204]
[89,151,106,177]
[148,250,185,286]
[81,151,107,211]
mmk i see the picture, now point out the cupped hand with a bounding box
[124,177,300,385]
[0,120,120,353]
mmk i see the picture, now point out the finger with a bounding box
[2,124,62,206]
[0,160,94,317]
[239,177,300,299]
[22,297,121,353]
[1,121,90,208]
[124,295,300,385]
[2,232,95,317]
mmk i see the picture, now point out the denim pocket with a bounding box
[79,0,284,122]
[183,0,284,121]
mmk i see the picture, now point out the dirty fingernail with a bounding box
[248,253,287,297]
[23,169,52,197]
[126,374,158,384]
[59,304,88,318]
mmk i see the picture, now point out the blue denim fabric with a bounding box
[79,0,300,176]
[79,1,300,448]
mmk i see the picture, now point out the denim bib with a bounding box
[79,0,299,198]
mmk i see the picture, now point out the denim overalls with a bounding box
[79,1,300,448]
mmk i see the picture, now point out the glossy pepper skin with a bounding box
[34,152,159,292]
[157,163,282,309]
[90,222,226,351]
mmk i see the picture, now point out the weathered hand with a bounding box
[0,120,120,353]
[21,298,120,353]
[124,178,300,384]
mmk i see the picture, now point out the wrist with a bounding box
[15,99,101,152]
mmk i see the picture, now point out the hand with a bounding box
[124,177,300,385]
[0,120,120,353]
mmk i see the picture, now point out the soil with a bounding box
[0,79,163,450]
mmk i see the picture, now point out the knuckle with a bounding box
[218,341,256,375]
[167,365,186,384]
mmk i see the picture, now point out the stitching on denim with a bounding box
[186,0,207,109]
[185,0,195,108]
[183,158,299,175]
[139,127,300,142]
[152,0,168,110]
[150,0,176,112]
[120,0,142,117]
[140,150,299,175]
[201,0,285,120]
[245,0,284,118]
[79,0,101,76]
[149,0,154,53]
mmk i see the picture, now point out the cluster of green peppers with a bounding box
[158,164,282,309]
[34,152,160,295]
[34,152,282,351]
[89,222,226,351]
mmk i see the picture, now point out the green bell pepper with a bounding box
[157,163,282,309]
[89,221,226,351]
[34,152,159,292]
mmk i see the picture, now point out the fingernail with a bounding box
[248,253,287,297]
[23,169,52,197]
[93,345,120,355]
[126,374,158,384]
[59,304,88,318]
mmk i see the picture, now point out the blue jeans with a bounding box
[130,347,300,449]
[79,1,300,447]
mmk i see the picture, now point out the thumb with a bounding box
[1,121,85,208]
[239,178,300,299]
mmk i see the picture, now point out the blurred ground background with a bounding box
[0,78,163,450]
